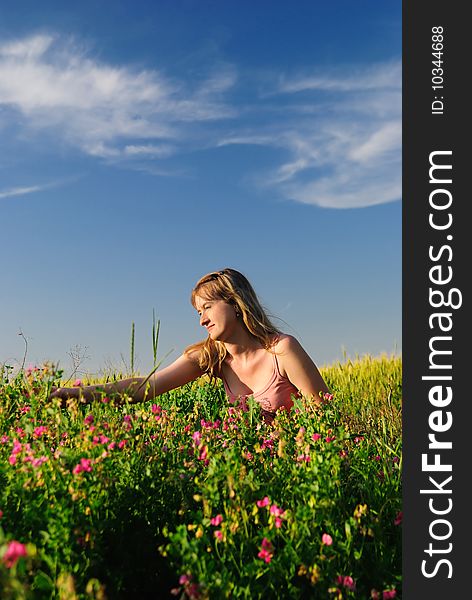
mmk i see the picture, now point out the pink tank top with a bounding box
[221,352,300,423]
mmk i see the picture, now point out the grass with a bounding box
[0,353,402,599]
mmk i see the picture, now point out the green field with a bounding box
[0,354,402,599]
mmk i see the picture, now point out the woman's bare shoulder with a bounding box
[272,333,300,353]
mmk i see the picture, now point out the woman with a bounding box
[51,268,329,422]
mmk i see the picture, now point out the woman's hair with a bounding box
[184,268,282,380]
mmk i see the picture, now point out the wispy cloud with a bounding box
[219,61,401,209]
[0,33,237,161]
[1,32,401,209]
[0,176,80,200]
[0,184,49,199]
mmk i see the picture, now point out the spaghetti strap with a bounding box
[273,352,283,377]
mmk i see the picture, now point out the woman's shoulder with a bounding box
[271,333,300,353]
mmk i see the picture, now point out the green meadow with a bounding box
[0,354,402,599]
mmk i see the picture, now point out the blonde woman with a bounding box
[51,268,329,422]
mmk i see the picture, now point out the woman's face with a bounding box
[194,294,239,342]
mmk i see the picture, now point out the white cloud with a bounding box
[0,184,48,199]
[1,33,401,210]
[221,61,401,209]
[0,33,237,161]
[277,61,401,94]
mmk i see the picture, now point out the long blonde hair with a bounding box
[184,268,282,380]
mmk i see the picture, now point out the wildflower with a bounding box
[118,440,126,449]
[394,511,402,526]
[33,426,48,438]
[84,414,94,425]
[192,431,202,445]
[312,433,322,441]
[20,405,31,414]
[73,379,82,387]
[382,590,397,599]
[274,517,283,528]
[210,514,223,526]
[12,439,22,455]
[322,533,333,546]
[198,445,208,461]
[256,496,270,508]
[353,503,368,520]
[336,575,356,591]
[73,458,93,475]
[214,530,223,541]
[325,435,335,443]
[2,540,27,568]
[257,538,273,563]
[297,454,311,462]
[269,504,284,518]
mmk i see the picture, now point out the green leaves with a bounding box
[0,356,402,598]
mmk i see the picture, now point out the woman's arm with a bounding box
[50,351,204,404]
[275,335,329,404]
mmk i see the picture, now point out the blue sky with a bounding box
[1,1,401,377]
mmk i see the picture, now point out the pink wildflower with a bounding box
[73,379,82,387]
[20,405,31,414]
[256,496,270,508]
[2,540,27,568]
[12,439,22,455]
[257,537,273,563]
[73,458,93,474]
[118,440,126,449]
[312,433,322,441]
[198,445,208,461]
[336,575,356,591]
[192,431,202,445]
[394,511,402,526]
[297,454,311,462]
[382,590,397,599]
[269,504,284,518]
[8,455,17,466]
[214,530,223,541]
[210,514,223,526]
[33,426,48,438]
[274,517,283,528]
[322,533,333,546]
[84,414,94,425]
[325,435,335,443]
